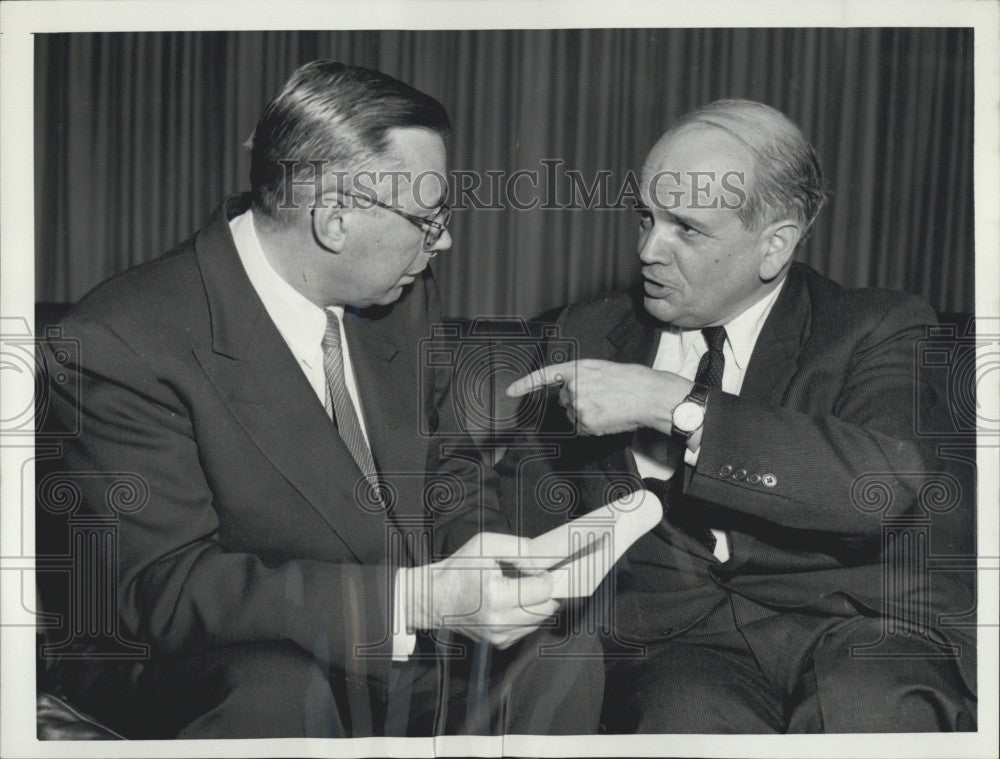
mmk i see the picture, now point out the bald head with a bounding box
[661,99,826,239]
[636,101,818,328]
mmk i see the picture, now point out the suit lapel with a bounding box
[607,301,660,368]
[739,263,811,406]
[192,197,394,562]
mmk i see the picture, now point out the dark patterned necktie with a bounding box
[644,326,728,552]
[322,311,381,497]
[696,326,727,390]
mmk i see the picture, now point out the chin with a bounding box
[644,296,677,324]
[373,285,408,307]
[644,297,702,329]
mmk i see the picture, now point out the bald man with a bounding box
[503,100,975,732]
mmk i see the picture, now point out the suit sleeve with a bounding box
[45,316,397,687]
[686,295,940,538]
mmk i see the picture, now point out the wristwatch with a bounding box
[671,382,710,446]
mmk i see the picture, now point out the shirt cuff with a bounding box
[392,567,417,661]
[683,444,701,467]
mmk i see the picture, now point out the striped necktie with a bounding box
[321,311,381,494]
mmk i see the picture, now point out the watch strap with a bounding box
[686,382,710,406]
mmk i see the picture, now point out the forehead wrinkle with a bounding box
[641,171,689,209]
[641,164,735,219]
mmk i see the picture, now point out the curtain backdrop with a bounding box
[34,29,974,317]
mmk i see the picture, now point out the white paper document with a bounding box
[526,489,663,598]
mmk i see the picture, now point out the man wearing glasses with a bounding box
[45,61,601,738]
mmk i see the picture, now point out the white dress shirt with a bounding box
[229,209,414,659]
[631,280,786,562]
[230,210,372,444]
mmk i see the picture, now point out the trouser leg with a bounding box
[400,615,604,735]
[603,635,784,733]
[493,616,604,735]
[786,617,977,732]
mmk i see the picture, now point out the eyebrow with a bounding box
[410,188,445,214]
[668,210,704,230]
[636,202,706,232]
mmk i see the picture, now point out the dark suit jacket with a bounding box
[500,262,974,683]
[46,195,505,715]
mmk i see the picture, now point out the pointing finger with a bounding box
[505,362,575,397]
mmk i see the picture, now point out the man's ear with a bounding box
[758,220,801,281]
[311,194,349,254]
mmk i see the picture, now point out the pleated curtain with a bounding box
[34,29,974,317]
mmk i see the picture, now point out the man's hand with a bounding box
[506,359,693,437]
[401,532,559,650]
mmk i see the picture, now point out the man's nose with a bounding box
[428,228,452,256]
[638,228,670,265]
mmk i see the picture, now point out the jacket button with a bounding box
[747,473,761,485]
[732,468,748,481]
[762,473,777,487]
[719,464,733,477]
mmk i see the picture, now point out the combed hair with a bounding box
[247,60,451,225]
[670,99,826,239]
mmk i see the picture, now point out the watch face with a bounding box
[673,400,705,433]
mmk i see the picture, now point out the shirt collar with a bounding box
[230,209,340,366]
[677,278,786,371]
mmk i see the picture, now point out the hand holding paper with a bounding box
[399,490,661,648]
[400,532,560,649]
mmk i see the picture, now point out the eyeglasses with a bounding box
[342,192,451,251]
